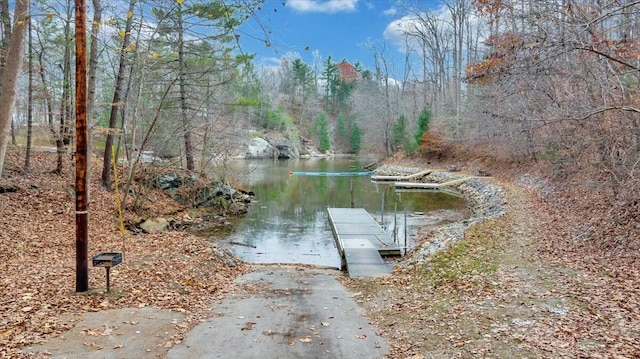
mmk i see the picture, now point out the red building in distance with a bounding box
[337,61,359,82]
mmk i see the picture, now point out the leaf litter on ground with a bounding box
[0,149,247,358]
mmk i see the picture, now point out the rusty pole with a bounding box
[75,0,89,292]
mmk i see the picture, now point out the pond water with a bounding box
[216,157,470,269]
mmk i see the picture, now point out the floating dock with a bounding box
[327,208,401,278]
[291,171,372,176]
[393,176,473,191]
[370,169,432,182]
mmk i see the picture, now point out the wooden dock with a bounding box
[370,169,432,182]
[291,171,372,176]
[327,208,401,278]
[394,176,473,192]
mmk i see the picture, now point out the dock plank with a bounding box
[370,169,432,182]
[343,248,393,278]
[327,208,401,278]
[394,176,473,191]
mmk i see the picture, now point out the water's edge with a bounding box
[374,165,505,269]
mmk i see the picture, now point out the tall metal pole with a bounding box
[393,202,397,244]
[75,0,89,292]
[350,179,354,208]
[380,193,385,229]
[404,207,407,256]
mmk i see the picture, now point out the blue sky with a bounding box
[238,0,443,72]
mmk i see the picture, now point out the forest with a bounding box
[0,0,638,260]
[1,0,640,357]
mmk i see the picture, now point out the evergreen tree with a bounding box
[392,114,408,150]
[337,114,347,138]
[350,123,362,154]
[315,112,330,152]
[321,56,338,110]
[415,107,431,144]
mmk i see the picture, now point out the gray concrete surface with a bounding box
[25,266,388,359]
[167,266,388,359]
[25,307,185,359]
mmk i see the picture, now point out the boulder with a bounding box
[227,201,249,215]
[151,173,254,213]
[275,140,299,159]
[245,137,276,159]
[156,173,183,190]
[140,217,169,233]
[195,181,236,207]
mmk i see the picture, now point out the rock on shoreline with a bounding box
[374,165,505,268]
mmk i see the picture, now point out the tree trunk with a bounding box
[177,3,194,171]
[36,33,56,167]
[85,0,101,196]
[56,7,73,175]
[101,0,135,189]
[24,6,33,171]
[0,0,11,80]
[121,79,177,210]
[10,115,16,145]
[0,0,28,176]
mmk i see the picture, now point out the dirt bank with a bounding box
[346,176,640,358]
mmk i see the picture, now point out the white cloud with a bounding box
[263,57,283,67]
[382,6,486,54]
[287,0,359,13]
[385,77,401,87]
[382,7,397,16]
[382,6,453,54]
[382,16,415,52]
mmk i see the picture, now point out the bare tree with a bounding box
[52,0,74,174]
[445,0,471,137]
[85,0,101,193]
[101,0,135,189]
[24,2,33,171]
[0,0,29,176]
[466,0,640,199]
[176,1,195,171]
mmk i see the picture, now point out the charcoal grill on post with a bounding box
[92,252,122,293]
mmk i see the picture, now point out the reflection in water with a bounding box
[218,158,469,268]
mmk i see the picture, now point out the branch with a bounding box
[528,106,640,132]
[576,46,640,72]
[571,106,640,121]
[584,1,640,30]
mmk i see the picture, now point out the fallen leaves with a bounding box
[346,181,640,358]
[0,149,247,358]
[241,322,256,331]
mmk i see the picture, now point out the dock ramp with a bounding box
[327,208,401,278]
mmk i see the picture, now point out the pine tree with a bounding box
[392,114,408,150]
[350,123,362,154]
[415,107,431,144]
[315,112,330,152]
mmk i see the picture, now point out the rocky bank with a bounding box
[374,165,505,267]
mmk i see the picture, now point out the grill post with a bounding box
[92,252,122,293]
[106,267,111,293]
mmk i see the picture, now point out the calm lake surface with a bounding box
[218,158,469,269]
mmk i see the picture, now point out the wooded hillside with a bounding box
[0,0,638,253]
